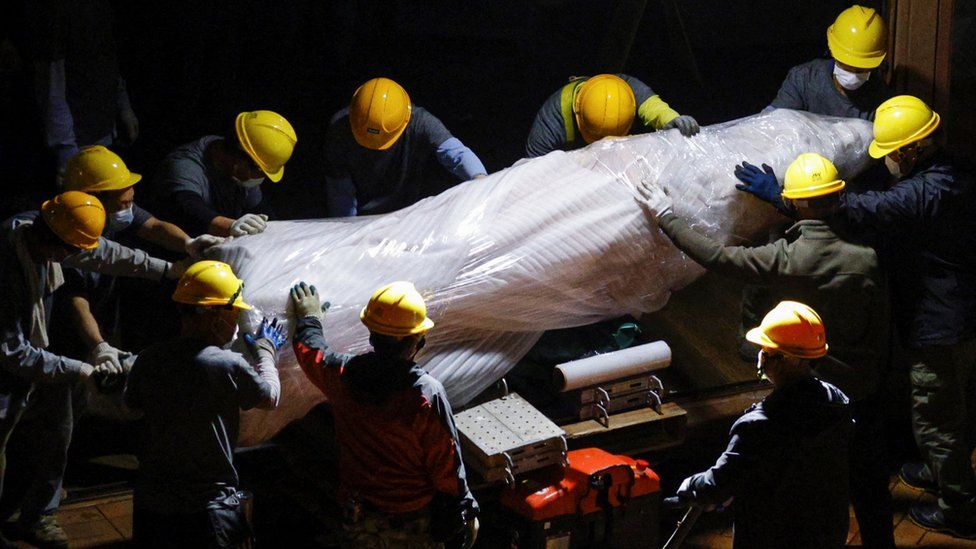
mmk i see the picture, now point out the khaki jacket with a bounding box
[660,214,889,400]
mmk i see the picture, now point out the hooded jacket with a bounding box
[686,377,853,548]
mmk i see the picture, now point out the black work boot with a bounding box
[909,502,976,540]
[898,462,937,493]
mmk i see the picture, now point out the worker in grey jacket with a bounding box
[678,301,853,548]
[638,153,894,547]
[0,191,189,547]
[125,261,281,548]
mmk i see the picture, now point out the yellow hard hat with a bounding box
[782,153,846,200]
[235,110,297,183]
[63,146,142,193]
[172,260,252,310]
[360,281,434,337]
[40,191,106,250]
[827,5,888,69]
[573,74,636,144]
[350,78,412,151]
[868,95,941,158]
[746,301,828,359]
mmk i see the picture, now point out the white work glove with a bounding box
[663,115,700,137]
[185,234,226,259]
[229,213,268,237]
[633,178,674,220]
[90,341,123,376]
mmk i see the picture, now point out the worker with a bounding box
[152,110,296,237]
[677,301,853,548]
[766,5,890,120]
[324,77,488,217]
[737,4,891,365]
[290,281,478,548]
[637,153,894,547]
[59,145,217,356]
[0,191,187,547]
[28,0,139,174]
[0,146,221,547]
[525,73,699,158]
[738,95,976,539]
[124,261,282,547]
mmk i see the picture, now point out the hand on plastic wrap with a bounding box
[244,317,287,358]
[290,282,325,320]
[633,179,673,220]
[733,161,784,203]
[185,234,226,259]
[663,115,700,137]
[229,213,269,237]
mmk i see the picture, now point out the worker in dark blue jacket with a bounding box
[678,301,853,548]
[737,95,976,540]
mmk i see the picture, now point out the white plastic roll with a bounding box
[554,341,672,392]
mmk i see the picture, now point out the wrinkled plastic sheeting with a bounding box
[217,110,874,445]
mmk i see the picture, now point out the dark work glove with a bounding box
[733,161,791,215]
[244,317,286,359]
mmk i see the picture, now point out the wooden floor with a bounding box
[681,478,976,548]
[25,477,975,548]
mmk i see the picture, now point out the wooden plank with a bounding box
[562,402,687,455]
[562,402,686,438]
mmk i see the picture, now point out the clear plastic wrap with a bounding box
[216,110,874,445]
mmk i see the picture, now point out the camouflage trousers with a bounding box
[341,507,442,549]
[906,338,976,526]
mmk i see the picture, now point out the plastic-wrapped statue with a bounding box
[214,110,874,445]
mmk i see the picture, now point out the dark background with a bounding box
[2,0,910,223]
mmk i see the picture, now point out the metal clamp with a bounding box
[501,451,516,486]
[559,436,569,467]
[648,375,664,394]
[595,402,611,428]
[647,389,663,414]
[648,375,664,414]
[498,378,510,398]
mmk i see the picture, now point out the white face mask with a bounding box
[235,177,264,189]
[108,206,134,231]
[833,63,870,91]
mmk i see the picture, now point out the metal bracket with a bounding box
[498,377,510,398]
[501,451,516,486]
[648,375,664,414]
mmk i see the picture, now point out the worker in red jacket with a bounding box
[290,281,478,548]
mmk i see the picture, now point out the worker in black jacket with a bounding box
[737,95,976,539]
[678,301,853,548]
[638,152,894,547]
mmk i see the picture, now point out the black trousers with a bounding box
[850,394,895,549]
[132,492,252,548]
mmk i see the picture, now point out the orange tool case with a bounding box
[499,447,661,548]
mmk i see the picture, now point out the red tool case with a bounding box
[499,447,661,548]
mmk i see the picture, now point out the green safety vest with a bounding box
[559,77,589,145]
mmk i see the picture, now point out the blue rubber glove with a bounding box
[733,162,790,215]
[244,317,286,356]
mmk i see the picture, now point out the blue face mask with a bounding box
[108,207,135,232]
